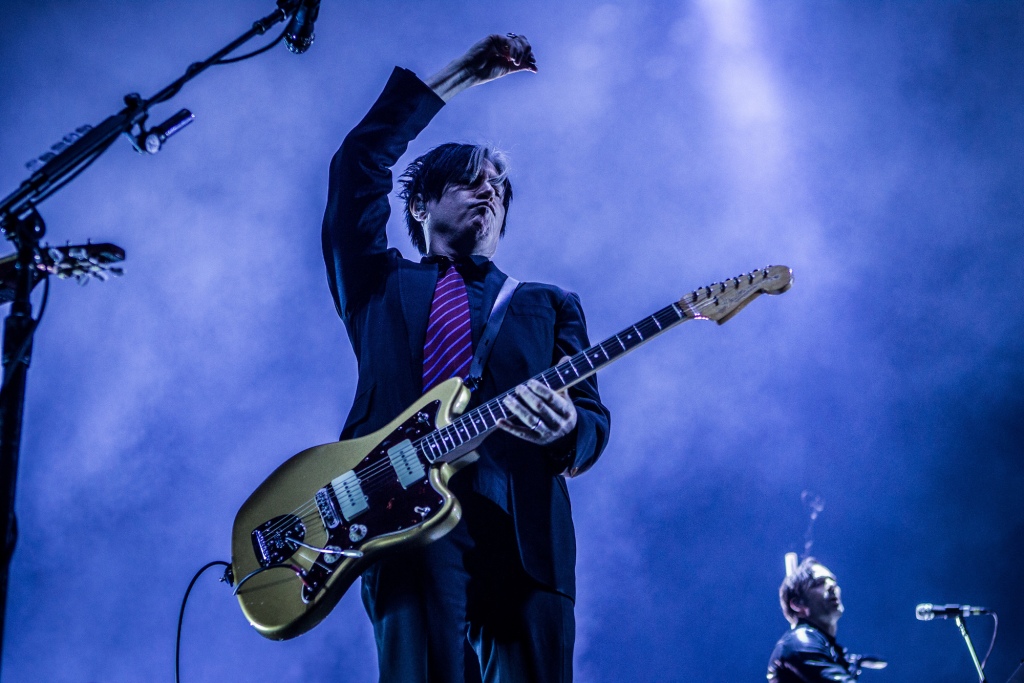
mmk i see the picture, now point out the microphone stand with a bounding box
[955,615,988,683]
[0,0,302,672]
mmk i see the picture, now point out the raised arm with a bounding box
[321,67,442,320]
[322,35,537,322]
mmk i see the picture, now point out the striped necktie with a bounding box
[422,262,473,392]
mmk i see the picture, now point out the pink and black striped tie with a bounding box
[422,263,473,392]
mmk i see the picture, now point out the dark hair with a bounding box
[397,143,513,254]
[779,557,824,626]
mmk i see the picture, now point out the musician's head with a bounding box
[399,143,513,258]
[779,557,844,636]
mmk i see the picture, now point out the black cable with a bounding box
[149,64,203,107]
[152,22,289,110]
[0,274,50,405]
[175,560,232,683]
[215,24,289,64]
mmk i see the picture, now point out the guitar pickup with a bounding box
[330,470,368,521]
[387,439,426,489]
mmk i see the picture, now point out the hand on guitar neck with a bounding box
[498,376,577,446]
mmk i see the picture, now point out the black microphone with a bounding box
[285,0,320,54]
[143,109,194,154]
[916,603,991,621]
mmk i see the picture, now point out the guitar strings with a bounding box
[255,292,722,541]
[322,295,697,492]
[258,329,642,539]
[255,290,725,540]
[254,283,744,541]
[256,380,532,540]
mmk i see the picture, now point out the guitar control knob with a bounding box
[323,546,343,564]
[349,524,368,542]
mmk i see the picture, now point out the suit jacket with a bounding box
[321,67,611,599]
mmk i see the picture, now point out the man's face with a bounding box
[794,564,844,630]
[417,159,506,258]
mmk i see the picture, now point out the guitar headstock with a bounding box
[0,242,124,303]
[37,242,125,283]
[678,265,792,324]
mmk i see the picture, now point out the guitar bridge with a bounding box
[315,486,342,529]
[251,514,305,568]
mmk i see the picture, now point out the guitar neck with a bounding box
[420,300,696,464]
[416,265,793,464]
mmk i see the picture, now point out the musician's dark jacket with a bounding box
[320,66,611,599]
[767,620,858,682]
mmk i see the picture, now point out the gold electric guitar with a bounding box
[231,265,793,639]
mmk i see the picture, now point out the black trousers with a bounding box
[360,494,575,683]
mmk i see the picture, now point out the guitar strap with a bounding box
[465,275,520,391]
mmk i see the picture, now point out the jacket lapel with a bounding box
[399,261,438,385]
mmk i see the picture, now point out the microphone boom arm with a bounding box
[0,0,300,227]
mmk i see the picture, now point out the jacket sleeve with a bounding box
[550,291,611,477]
[321,67,445,322]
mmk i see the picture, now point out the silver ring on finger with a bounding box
[532,417,543,431]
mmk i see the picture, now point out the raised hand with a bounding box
[425,33,537,102]
[462,33,538,82]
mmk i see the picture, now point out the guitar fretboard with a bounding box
[417,301,692,464]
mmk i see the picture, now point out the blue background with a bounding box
[1,1,1021,681]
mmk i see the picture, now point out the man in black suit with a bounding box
[321,34,611,682]
[768,557,859,682]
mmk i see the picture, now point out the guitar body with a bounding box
[231,378,477,640]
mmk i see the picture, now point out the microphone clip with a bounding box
[124,109,195,155]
